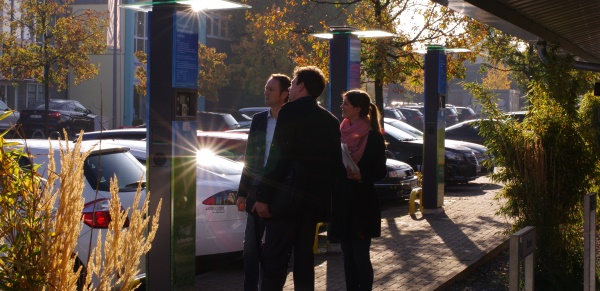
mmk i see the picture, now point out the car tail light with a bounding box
[202,190,237,205]
[82,198,130,228]
[48,112,60,119]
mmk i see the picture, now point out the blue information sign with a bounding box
[172,11,199,89]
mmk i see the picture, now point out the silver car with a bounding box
[0,100,19,132]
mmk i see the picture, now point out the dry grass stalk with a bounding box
[42,133,92,290]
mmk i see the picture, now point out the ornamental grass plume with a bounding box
[0,129,162,290]
[42,133,92,290]
[85,175,161,291]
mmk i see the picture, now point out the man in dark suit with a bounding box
[253,66,344,291]
[236,74,291,291]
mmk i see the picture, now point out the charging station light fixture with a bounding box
[312,30,395,39]
[121,0,250,12]
[414,46,471,54]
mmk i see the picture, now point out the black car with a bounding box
[18,99,96,139]
[445,120,484,145]
[383,124,479,184]
[405,105,459,126]
[396,107,424,130]
[383,108,406,122]
[384,118,494,176]
[197,111,240,131]
[453,106,476,122]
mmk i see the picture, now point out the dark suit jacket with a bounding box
[238,110,269,212]
[256,96,344,221]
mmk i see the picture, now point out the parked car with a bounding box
[78,128,147,141]
[383,124,480,184]
[0,100,19,133]
[17,99,96,139]
[404,105,460,126]
[211,108,252,128]
[6,139,147,284]
[444,119,484,145]
[101,139,246,258]
[454,106,476,122]
[197,131,249,161]
[396,107,424,130]
[213,130,419,200]
[384,118,493,176]
[383,107,406,122]
[238,107,269,120]
[197,111,240,131]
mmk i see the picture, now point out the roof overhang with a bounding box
[432,0,600,63]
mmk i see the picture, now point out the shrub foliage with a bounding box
[465,46,600,289]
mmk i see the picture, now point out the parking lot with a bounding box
[195,176,509,290]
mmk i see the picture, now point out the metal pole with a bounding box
[584,192,597,291]
[112,0,118,129]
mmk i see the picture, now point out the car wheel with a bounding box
[62,125,74,139]
[31,129,45,139]
[49,131,61,140]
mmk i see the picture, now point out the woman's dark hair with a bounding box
[343,89,382,133]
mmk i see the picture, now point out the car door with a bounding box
[70,101,94,132]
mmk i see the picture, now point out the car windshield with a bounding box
[387,121,423,138]
[384,125,419,141]
[29,101,63,110]
[196,150,243,175]
[83,151,146,192]
[446,120,479,130]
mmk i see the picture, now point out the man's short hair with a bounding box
[269,74,292,94]
[293,66,326,98]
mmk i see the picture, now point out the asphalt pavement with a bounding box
[195,176,508,290]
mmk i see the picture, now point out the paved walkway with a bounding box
[196,176,509,290]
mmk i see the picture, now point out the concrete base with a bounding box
[422,207,445,215]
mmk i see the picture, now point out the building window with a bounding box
[206,13,229,40]
[134,12,147,53]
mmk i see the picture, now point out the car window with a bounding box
[71,102,87,113]
[83,151,145,192]
[0,100,10,111]
[383,124,418,141]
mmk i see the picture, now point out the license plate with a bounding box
[30,115,42,119]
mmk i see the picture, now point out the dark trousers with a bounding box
[243,212,265,291]
[260,211,317,291]
[341,237,373,291]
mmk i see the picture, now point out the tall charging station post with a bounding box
[120,1,248,290]
[422,44,447,213]
[328,26,361,120]
[147,3,199,290]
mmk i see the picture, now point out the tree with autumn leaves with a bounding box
[0,0,108,137]
[235,0,488,109]
[134,43,228,103]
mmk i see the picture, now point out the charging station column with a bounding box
[146,3,198,290]
[328,26,361,120]
[422,45,446,212]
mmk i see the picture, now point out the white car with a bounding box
[101,139,246,257]
[4,139,147,281]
